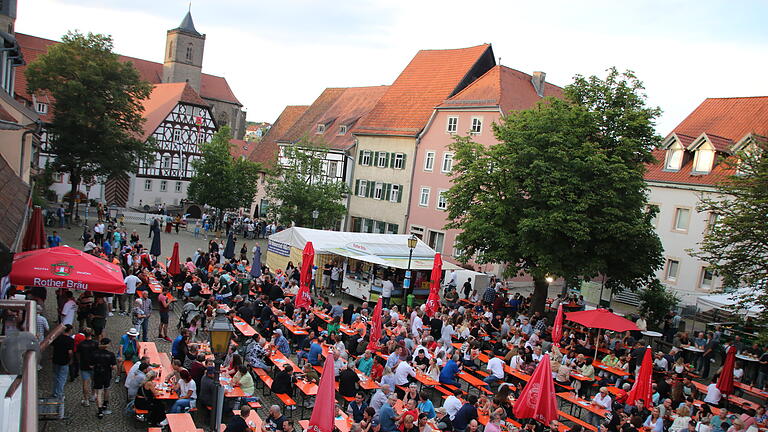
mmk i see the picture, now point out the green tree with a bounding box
[25,31,154,217]
[188,126,262,224]
[638,280,680,331]
[446,69,664,313]
[266,142,349,228]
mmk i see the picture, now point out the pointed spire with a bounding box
[176,11,201,36]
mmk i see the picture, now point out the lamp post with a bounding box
[208,308,234,431]
[402,235,418,303]
[311,209,319,229]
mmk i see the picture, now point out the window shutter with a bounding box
[354,179,360,195]
[367,181,374,198]
[358,151,364,165]
[400,153,406,169]
[386,152,392,168]
[384,183,391,201]
[374,152,380,166]
[397,184,403,202]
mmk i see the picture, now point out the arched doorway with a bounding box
[186,204,202,219]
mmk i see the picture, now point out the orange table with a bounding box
[296,378,319,396]
[594,360,630,377]
[233,316,257,337]
[166,413,197,432]
[457,372,493,395]
[139,342,178,400]
[278,316,309,336]
[557,392,608,418]
[270,350,300,372]
[415,371,440,387]
[300,415,352,432]
[220,374,246,398]
[146,273,163,294]
[233,409,263,431]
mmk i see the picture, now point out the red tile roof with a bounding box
[247,105,309,169]
[645,149,736,187]
[279,85,389,150]
[353,44,494,137]
[14,33,242,116]
[229,139,251,160]
[141,82,208,141]
[438,65,563,113]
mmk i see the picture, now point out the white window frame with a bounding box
[373,182,384,200]
[35,102,48,114]
[361,150,372,166]
[173,128,182,143]
[470,117,483,135]
[665,258,680,282]
[424,151,435,171]
[338,125,347,135]
[665,145,683,171]
[144,179,152,191]
[162,155,171,169]
[160,180,168,192]
[390,184,401,203]
[706,212,720,234]
[52,172,63,183]
[393,153,405,169]
[447,116,458,134]
[327,161,339,178]
[316,123,326,134]
[358,180,368,197]
[673,207,691,232]
[377,152,388,168]
[419,187,430,207]
[441,152,454,173]
[436,190,448,210]
[693,148,715,174]
[197,132,205,144]
[175,181,182,193]
[428,230,446,254]
[699,267,715,290]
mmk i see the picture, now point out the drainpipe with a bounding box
[19,120,42,180]
[405,109,439,234]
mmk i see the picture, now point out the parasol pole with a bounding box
[594,328,601,361]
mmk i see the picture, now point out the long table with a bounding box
[557,391,608,418]
[166,412,200,431]
[139,342,178,400]
[233,316,257,337]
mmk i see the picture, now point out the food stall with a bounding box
[265,227,461,301]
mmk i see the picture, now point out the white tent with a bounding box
[696,287,764,318]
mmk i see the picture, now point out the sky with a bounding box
[16,0,768,134]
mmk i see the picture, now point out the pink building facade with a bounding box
[407,66,562,269]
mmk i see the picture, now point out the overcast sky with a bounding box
[16,0,768,134]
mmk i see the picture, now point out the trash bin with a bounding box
[407,294,415,308]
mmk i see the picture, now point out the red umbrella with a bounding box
[425,253,442,317]
[167,242,181,276]
[22,206,46,251]
[626,347,653,408]
[567,309,639,360]
[551,304,564,346]
[717,345,737,394]
[367,298,383,352]
[308,353,336,432]
[295,241,314,310]
[513,353,558,424]
[9,246,126,294]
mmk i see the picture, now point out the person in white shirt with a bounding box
[509,352,525,370]
[169,369,197,413]
[61,291,77,325]
[381,277,394,309]
[653,352,669,371]
[704,380,722,406]
[394,359,416,389]
[483,356,505,389]
[443,391,463,420]
[589,387,612,426]
[124,273,140,296]
[411,312,424,337]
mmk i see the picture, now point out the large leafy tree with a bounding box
[266,142,349,229]
[188,126,262,223]
[446,69,664,312]
[26,31,154,216]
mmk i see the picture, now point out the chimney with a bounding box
[531,71,546,97]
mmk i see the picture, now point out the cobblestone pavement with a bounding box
[36,221,285,432]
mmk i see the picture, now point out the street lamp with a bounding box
[402,235,418,303]
[311,209,319,229]
[208,308,234,431]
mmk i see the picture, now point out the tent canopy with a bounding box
[697,288,764,318]
[268,227,461,270]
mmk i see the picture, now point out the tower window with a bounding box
[186,45,193,61]
[168,42,174,58]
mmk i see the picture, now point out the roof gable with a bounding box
[353,44,495,137]
[277,88,346,145]
[141,82,209,141]
[247,105,309,168]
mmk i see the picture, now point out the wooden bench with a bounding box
[257,374,273,393]
[555,381,575,392]
[558,410,598,432]
[275,393,297,417]
[248,400,262,409]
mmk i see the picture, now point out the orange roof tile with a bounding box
[248,105,309,169]
[279,85,389,150]
[228,139,251,160]
[353,44,495,137]
[141,82,208,141]
[645,149,736,187]
[438,65,562,112]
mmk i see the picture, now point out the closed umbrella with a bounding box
[567,309,640,359]
[551,304,564,347]
[167,242,181,276]
[513,353,558,424]
[249,246,262,278]
[22,206,46,251]
[223,232,235,259]
[425,253,442,317]
[308,354,336,432]
[367,298,383,352]
[626,347,653,408]
[295,241,314,310]
[717,345,737,395]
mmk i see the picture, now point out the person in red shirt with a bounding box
[370,357,384,383]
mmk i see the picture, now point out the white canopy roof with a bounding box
[268,227,461,270]
[697,287,764,318]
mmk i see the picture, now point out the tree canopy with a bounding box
[266,142,349,229]
[446,69,664,312]
[25,31,154,213]
[187,126,262,215]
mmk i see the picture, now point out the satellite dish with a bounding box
[0,331,39,375]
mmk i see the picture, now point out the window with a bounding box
[35,102,48,114]
[424,151,435,171]
[327,161,338,178]
[173,128,182,143]
[665,259,680,282]
[185,45,193,61]
[52,172,63,183]
[700,267,715,289]
[338,125,347,135]
[393,153,405,169]
[706,212,720,234]
[357,180,368,197]
[441,152,454,173]
[316,123,326,134]
[373,182,384,200]
[471,117,483,134]
[428,231,445,254]
[419,187,430,206]
[175,181,182,193]
[673,207,690,232]
[197,131,206,144]
[160,180,168,192]
[436,190,448,210]
[144,179,152,191]
[693,149,715,173]
[390,184,401,203]
[259,199,269,217]
[447,116,458,133]
[377,152,388,168]
[665,146,683,170]
[452,241,463,258]
[162,156,171,169]
[386,223,399,234]
[360,150,372,166]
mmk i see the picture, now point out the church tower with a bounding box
[162,11,205,92]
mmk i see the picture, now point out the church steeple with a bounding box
[162,11,206,91]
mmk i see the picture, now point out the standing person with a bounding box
[92,338,117,419]
[77,328,99,407]
[148,217,161,260]
[57,204,65,228]
[138,290,152,342]
[462,278,472,300]
[322,262,332,293]
[60,291,77,326]
[90,295,108,338]
[381,276,394,309]
[47,230,62,248]
[124,271,140,301]
[330,262,341,296]
[51,324,74,400]
[157,287,172,342]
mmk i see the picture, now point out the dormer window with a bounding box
[338,125,348,135]
[692,147,715,174]
[316,123,326,134]
[665,143,683,171]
